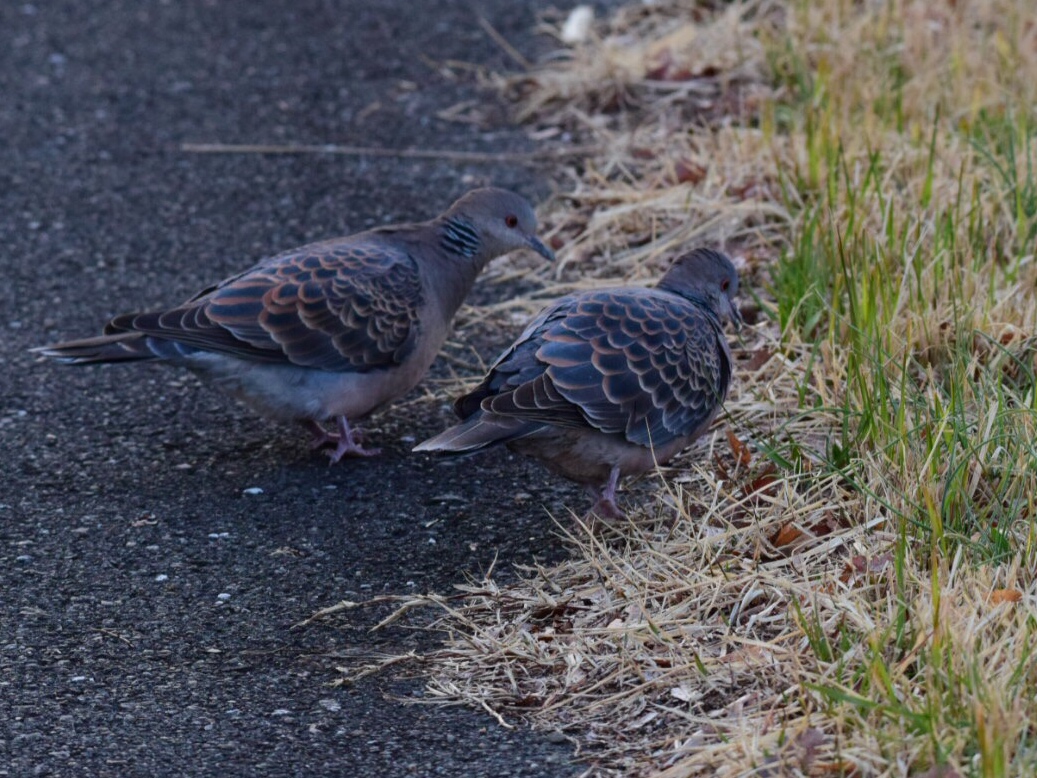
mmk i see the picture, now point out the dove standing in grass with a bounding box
[415,247,740,518]
[36,188,554,461]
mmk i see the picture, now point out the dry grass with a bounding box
[334,1,1037,775]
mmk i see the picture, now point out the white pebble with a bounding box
[561,5,594,44]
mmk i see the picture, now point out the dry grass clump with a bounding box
[417,487,1037,776]
[509,1,769,126]
[339,1,1037,775]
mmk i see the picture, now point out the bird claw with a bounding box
[309,433,336,451]
[324,439,382,462]
[583,466,624,522]
[303,418,381,461]
[584,496,626,523]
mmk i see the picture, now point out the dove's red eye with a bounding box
[721,278,730,291]
[505,214,518,228]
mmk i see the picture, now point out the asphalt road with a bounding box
[1,2,594,775]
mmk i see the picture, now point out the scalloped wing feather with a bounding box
[105,239,423,373]
[455,289,731,448]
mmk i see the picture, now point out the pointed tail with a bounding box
[414,413,542,454]
[32,332,158,365]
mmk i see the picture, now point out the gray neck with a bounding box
[417,217,488,321]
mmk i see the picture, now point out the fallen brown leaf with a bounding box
[771,524,804,548]
[726,428,752,466]
[990,588,1022,605]
[742,347,775,372]
[915,765,963,778]
[742,463,780,497]
[795,726,826,771]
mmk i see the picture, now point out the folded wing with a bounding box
[101,240,424,372]
[458,289,731,448]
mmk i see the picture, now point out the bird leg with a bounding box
[302,418,382,461]
[585,466,624,521]
[304,420,337,450]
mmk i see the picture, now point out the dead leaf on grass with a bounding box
[726,428,752,466]
[989,588,1022,605]
[915,765,963,778]
[741,347,775,372]
[840,552,895,585]
[742,462,780,497]
[795,726,826,771]
[771,523,804,548]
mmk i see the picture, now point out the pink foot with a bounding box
[302,418,382,462]
[583,466,625,521]
[303,420,338,450]
[585,496,625,521]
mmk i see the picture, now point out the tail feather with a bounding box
[414,413,543,454]
[32,332,158,365]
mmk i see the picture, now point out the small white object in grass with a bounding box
[428,537,437,545]
[155,574,169,582]
[401,435,416,443]
[242,487,264,496]
[208,532,230,539]
[217,592,231,601]
[670,685,702,703]
[271,708,290,716]
[561,5,594,44]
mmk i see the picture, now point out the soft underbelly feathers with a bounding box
[182,352,429,422]
[509,428,695,486]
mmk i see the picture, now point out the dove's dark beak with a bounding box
[526,234,556,262]
[729,299,743,332]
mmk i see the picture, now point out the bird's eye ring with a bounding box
[505,214,519,228]
[720,278,730,291]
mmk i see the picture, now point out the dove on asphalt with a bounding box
[35,187,555,461]
[414,247,740,518]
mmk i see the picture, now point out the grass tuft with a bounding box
[357,1,1037,774]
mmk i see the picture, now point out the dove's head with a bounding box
[659,248,742,329]
[442,188,555,266]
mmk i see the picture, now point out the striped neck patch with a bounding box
[441,216,480,258]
